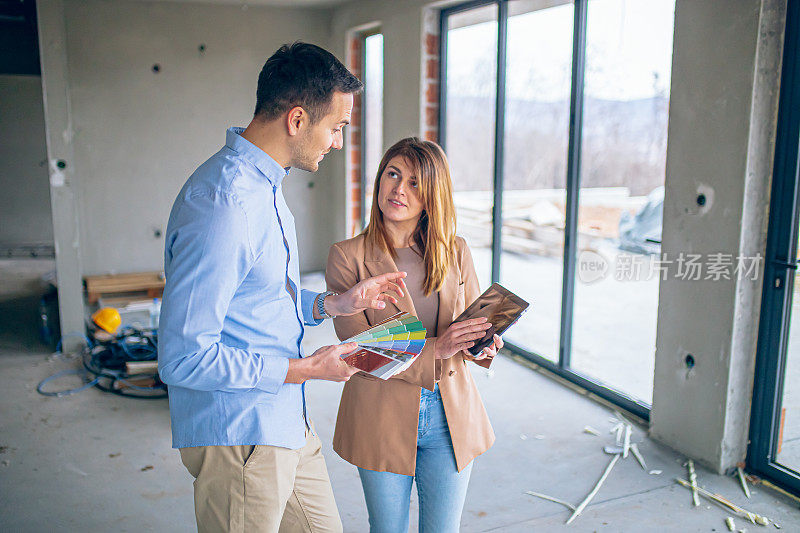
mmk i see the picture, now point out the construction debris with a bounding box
[583,426,601,436]
[726,516,736,531]
[524,491,576,511]
[675,478,771,526]
[622,424,632,458]
[759,478,800,505]
[566,454,621,525]
[613,410,636,427]
[688,459,700,506]
[737,467,752,498]
[630,443,647,470]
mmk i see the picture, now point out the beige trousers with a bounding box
[179,428,342,533]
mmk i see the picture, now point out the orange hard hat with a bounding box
[92,307,121,334]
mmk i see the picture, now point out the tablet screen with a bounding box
[453,283,530,355]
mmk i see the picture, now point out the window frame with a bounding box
[360,28,383,230]
[747,0,800,496]
[439,0,665,420]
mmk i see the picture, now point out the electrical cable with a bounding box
[36,326,167,400]
[36,368,100,397]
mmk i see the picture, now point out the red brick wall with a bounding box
[422,28,440,143]
[346,36,363,238]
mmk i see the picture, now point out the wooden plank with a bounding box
[84,272,165,303]
[97,296,153,309]
[85,272,164,290]
[84,272,164,292]
[125,361,159,374]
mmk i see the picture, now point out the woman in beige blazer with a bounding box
[325,137,502,533]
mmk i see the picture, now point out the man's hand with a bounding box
[285,342,360,384]
[433,317,492,360]
[325,272,407,317]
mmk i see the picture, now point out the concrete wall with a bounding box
[0,75,53,247]
[61,0,335,275]
[650,0,785,473]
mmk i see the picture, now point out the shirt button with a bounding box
[449,370,456,376]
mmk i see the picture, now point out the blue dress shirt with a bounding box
[158,127,323,450]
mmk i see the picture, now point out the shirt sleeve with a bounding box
[300,289,324,326]
[158,190,289,393]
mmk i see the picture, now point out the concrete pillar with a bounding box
[36,0,86,351]
[650,0,785,473]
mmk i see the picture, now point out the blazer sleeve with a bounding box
[458,239,494,369]
[325,243,371,342]
[325,243,436,391]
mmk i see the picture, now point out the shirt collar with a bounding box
[226,127,290,187]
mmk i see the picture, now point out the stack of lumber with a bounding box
[84,272,165,304]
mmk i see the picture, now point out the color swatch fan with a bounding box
[341,312,427,379]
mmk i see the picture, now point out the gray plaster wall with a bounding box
[0,75,54,247]
[650,0,785,473]
[61,0,336,275]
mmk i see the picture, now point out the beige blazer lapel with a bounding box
[364,243,418,318]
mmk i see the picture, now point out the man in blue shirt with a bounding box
[158,42,406,533]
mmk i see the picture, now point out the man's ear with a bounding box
[286,106,307,137]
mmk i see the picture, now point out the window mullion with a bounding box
[559,0,588,369]
[491,0,508,284]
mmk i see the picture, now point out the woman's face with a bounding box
[377,156,425,226]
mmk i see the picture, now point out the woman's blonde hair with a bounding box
[364,137,457,296]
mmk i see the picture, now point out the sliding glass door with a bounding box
[440,0,675,416]
[748,0,800,495]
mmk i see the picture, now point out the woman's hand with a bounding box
[434,317,492,360]
[472,334,503,361]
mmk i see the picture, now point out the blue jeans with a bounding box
[358,385,474,533]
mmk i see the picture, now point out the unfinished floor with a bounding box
[0,262,799,532]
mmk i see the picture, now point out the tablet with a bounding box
[453,282,530,355]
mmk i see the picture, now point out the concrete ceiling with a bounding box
[124,0,351,7]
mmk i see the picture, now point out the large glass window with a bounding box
[444,4,498,290]
[499,0,573,363]
[362,32,384,229]
[570,0,674,403]
[441,0,675,415]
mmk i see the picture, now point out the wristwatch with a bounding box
[317,291,338,319]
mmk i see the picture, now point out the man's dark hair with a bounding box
[254,42,363,123]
